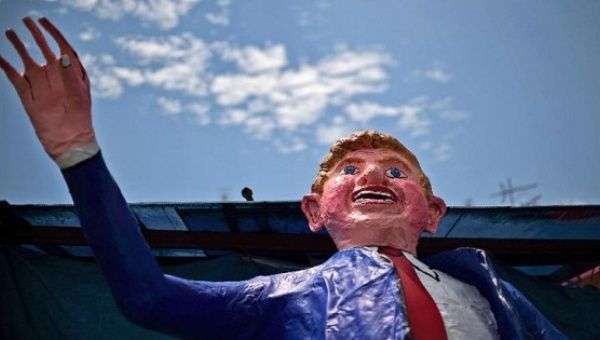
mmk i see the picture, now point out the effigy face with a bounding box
[302,148,446,254]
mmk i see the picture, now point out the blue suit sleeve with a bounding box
[62,152,273,338]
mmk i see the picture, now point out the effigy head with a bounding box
[311,130,433,200]
[301,130,447,254]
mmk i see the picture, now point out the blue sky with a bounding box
[1,0,599,206]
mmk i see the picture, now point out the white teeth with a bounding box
[353,190,394,201]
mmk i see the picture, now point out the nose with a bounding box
[357,164,388,186]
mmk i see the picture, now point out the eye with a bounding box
[342,165,359,175]
[386,167,406,179]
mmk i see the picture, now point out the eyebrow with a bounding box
[381,156,411,169]
[339,157,365,165]
[337,156,413,173]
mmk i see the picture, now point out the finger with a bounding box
[0,54,24,87]
[0,54,30,102]
[80,61,90,89]
[23,16,56,63]
[5,29,38,70]
[38,17,76,56]
[39,17,89,87]
[59,54,85,96]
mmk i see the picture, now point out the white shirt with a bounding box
[403,252,499,340]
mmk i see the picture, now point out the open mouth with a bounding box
[352,187,396,204]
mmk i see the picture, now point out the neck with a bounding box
[335,240,418,256]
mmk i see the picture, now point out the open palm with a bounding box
[0,17,94,160]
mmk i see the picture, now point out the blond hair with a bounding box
[311,130,433,200]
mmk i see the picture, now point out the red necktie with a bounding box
[379,247,448,340]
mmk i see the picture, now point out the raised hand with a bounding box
[1,17,96,167]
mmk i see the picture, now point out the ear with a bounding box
[425,195,447,234]
[301,193,323,232]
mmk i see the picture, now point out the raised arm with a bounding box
[0,14,170,325]
[1,17,271,338]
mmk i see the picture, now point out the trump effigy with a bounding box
[1,17,566,339]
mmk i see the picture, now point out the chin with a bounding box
[329,217,421,251]
[352,202,404,214]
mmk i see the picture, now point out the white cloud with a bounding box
[116,38,179,61]
[99,54,116,64]
[279,66,319,88]
[345,99,431,137]
[345,94,471,140]
[115,33,210,64]
[412,66,453,83]
[56,7,70,15]
[188,103,211,125]
[332,94,467,160]
[65,0,108,12]
[276,94,328,130]
[205,0,231,26]
[433,143,451,161]
[274,136,307,153]
[27,9,44,17]
[114,34,211,95]
[205,13,229,26]
[397,101,431,137]
[78,24,101,41]
[430,96,452,111]
[215,43,287,74]
[145,62,208,95]
[62,0,201,30]
[345,102,401,122]
[81,53,123,98]
[220,109,248,125]
[85,32,435,153]
[112,67,145,86]
[210,46,392,138]
[243,116,276,139]
[424,68,453,83]
[431,96,470,121]
[219,110,275,140]
[317,48,391,76]
[316,117,354,145]
[211,73,279,106]
[156,97,182,116]
[94,73,124,98]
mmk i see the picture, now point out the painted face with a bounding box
[302,149,446,254]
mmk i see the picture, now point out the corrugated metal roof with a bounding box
[9,201,600,238]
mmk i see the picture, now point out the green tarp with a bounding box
[2,246,599,339]
[494,261,600,340]
[1,246,285,340]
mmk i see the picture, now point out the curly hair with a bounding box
[311,130,433,200]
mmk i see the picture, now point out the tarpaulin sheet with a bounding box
[0,246,285,340]
[1,246,598,339]
[493,260,600,340]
